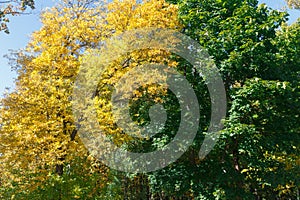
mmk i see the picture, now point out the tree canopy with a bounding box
[0,0,299,199]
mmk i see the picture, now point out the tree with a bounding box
[0,0,35,33]
[0,1,109,198]
[0,0,180,198]
[146,0,299,199]
[1,0,299,199]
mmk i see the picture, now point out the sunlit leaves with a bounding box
[285,0,300,9]
[0,0,180,197]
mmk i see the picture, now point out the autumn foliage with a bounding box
[0,0,299,199]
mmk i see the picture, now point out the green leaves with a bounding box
[1,0,299,198]
[179,0,288,85]
[147,0,300,199]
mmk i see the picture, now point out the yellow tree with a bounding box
[0,0,180,198]
[0,1,109,198]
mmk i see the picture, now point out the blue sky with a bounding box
[0,1,55,96]
[0,0,299,96]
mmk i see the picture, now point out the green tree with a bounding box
[147,0,299,199]
[1,0,299,199]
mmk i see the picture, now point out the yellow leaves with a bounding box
[286,0,300,9]
[275,182,297,197]
[241,168,249,173]
[1,0,182,193]
[106,0,181,33]
[75,0,181,146]
[263,150,300,173]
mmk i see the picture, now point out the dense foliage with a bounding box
[0,0,299,199]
